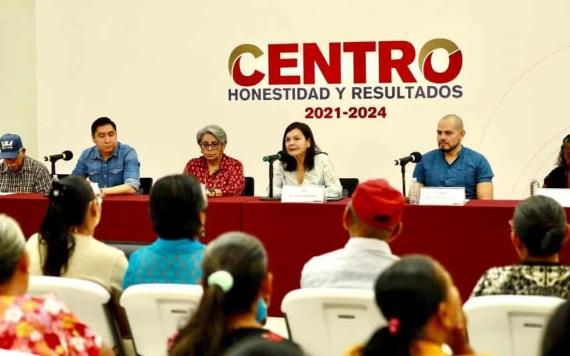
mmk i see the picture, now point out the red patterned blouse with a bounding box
[183,154,245,196]
[0,294,101,355]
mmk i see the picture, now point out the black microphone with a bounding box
[394,151,422,166]
[44,150,73,162]
[262,151,287,162]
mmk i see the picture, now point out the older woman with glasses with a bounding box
[183,125,245,197]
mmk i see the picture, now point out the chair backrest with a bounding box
[139,177,153,194]
[339,178,359,197]
[242,176,254,196]
[120,284,204,356]
[27,276,120,349]
[463,295,565,356]
[281,288,384,356]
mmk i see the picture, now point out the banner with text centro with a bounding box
[32,1,570,198]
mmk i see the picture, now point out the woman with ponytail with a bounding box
[471,195,570,298]
[0,214,115,355]
[25,176,128,296]
[169,231,300,356]
[348,255,481,356]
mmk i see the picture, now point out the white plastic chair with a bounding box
[27,276,121,351]
[281,288,385,356]
[120,284,203,356]
[0,350,38,355]
[463,295,565,356]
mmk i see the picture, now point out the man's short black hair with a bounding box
[91,117,117,136]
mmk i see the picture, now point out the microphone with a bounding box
[44,150,73,162]
[394,151,422,166]
[262,151,287,162]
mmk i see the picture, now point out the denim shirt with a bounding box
[412,146,493,199]
[71,142,140,190]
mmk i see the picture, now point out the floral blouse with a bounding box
[0,294,101,355]
[183,154,245,196]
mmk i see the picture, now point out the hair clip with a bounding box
[207,270,234,293]
[388,317,400,335]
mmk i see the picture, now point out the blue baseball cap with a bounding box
[0,134,23,159]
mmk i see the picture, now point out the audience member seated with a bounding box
[273,122,342,199]
[471,195,570,299]
[226,337,305,356]
[122,174,207,289]
[0,214,114,355]
[301,179,404,289]
[169,232,301,355]
[25,176,128,298]
[541,300,570,356]
[347,255,482,356]
[543,134,570,188]
[183,125,245,197]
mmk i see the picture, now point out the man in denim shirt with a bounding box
[72,117,140,195]
[413,114,494,200]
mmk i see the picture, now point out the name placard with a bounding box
[281,185,325,203]
[536,188,570,207]
[419,187,466,206]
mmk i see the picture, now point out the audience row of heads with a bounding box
[2,210,570,356]
[26,167,570,284]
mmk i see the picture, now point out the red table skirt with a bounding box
[1,194,568,315]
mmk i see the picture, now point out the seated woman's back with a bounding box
[24,176,127,296]
[169,231,301,356]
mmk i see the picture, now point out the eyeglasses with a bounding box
[199,141,222,150]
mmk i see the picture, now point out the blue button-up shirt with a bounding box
[413,146,493,199]
[71,142,140,190]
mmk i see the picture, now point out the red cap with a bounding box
[351,179,405,230]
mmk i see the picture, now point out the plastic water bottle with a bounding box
[409,178,420,204]
[530,179,540,197]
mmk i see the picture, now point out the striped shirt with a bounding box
[0,156,52,194]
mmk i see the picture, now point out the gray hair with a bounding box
[0,214,26,284]
[196,125,228,145]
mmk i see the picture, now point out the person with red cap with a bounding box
[300,178,405,289]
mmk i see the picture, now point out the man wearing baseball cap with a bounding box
[301,178,405,289]
[0,133,51,194]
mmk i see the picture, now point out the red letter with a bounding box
[229,44,265,87]
[378,41,416,83]
[268,44,301,85]
[344,42,376,83]
[303,43,341,84]
[419,39,463,83]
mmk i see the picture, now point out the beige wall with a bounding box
[18,1,570,197]
[0,0,37,156]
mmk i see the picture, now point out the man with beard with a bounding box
[413,114,493,199]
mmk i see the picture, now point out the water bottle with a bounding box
[530,179,540,197]
[409,178,420,204]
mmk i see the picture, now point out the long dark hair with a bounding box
[169,232,267,356]
[556,134,570,169]
[150,174,206,240]
[39,176,95,276]
[541,300,570,356]
[362,255,447,356]
[281,122,320,172]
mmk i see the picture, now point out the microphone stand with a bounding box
[400,162,407,196]
[261,157,280,201]
[49,158,58,180]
